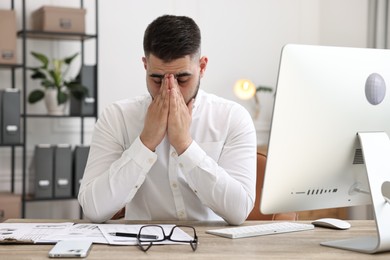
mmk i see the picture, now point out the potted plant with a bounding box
[28,51,88,115]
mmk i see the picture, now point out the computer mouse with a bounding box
[311,218,351,230]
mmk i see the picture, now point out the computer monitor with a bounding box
[260,44,390,254]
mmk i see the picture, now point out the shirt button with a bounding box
[178,211,185,217]
[148,158,155,164]
[172,183,178,189]
[179,163,183,168]
[171,151,177,157]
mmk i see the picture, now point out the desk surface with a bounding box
[1,219,388,259]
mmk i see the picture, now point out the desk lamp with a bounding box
[233,79,272,119]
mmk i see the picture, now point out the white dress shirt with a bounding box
[78,89,257,225]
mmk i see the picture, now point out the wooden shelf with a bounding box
[17,30,96,41]
[0,64,23,69]
[22,114,97,118]
[0,144,23,147]
[24,194,77,202]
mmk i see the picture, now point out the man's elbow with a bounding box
[225,195,255,225]
[78,192,109,223]
[224,211,248,226]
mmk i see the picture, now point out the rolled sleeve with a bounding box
[175,141,206,173]
[127,137,157,171]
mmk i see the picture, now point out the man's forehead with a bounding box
[147,54,195,72]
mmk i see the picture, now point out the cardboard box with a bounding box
[0,10,17,64]
[0,192,21,222]
[31,6,86,33]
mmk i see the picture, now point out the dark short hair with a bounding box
[143,15,201,62]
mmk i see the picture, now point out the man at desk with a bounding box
[78,15,256,225]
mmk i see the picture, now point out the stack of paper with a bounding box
[0,222,193,246]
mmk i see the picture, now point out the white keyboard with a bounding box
[206,222,314,239]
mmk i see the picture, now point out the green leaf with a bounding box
[72,88,88,100]
[28,89,45,103]
[64,53,79,65]
[30,69,47,80]
[57,90,68,104]
[53,59,64,76]
[30,52,49,69]
[49,69,62,87]
[256,86,273,92]
[41,79,54,88]
[65,81,89,100]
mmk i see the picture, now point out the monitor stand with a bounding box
[321,132,390,254]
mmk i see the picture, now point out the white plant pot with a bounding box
[44,88,67,115]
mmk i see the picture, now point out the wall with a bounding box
[0,0,369,218]
[99,0,368,145]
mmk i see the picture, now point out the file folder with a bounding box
[34,144,54,198]
[73,145,90,196]
[1,89,21,144]
[54,144,73,198]
[70,65,96,116]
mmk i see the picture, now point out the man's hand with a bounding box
[140,76,170,151]
[167,74,194,155]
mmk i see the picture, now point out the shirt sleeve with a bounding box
[78,104,157,223]
[176,105,257,225]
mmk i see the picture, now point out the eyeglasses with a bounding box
[137,225,198,252]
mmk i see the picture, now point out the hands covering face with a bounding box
[140,74,194,155]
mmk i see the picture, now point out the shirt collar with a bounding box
[192,89,204,114]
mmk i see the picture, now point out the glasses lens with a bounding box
[139,225,164,242]
[171,226,196,241]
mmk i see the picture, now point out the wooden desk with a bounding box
[1,219,388,259]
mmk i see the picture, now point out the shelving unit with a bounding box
[1,0,98,218]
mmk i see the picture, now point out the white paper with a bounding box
[0,222,74,244]
[43,223,108,244]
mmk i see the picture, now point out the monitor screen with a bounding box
[260,44,390,253]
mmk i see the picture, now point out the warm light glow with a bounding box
[234,79,256,100]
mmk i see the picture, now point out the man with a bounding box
[78,15,256,225]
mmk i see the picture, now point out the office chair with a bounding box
[111,152,297,221]
[246,152,298,220]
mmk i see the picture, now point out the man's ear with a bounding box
[199,56,208,78]
[142,57,147,70]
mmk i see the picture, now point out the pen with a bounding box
[109,232,159,239]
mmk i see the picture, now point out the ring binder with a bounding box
[1,89,21,145]
[54,144,73,198]
[34,144,54,199]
